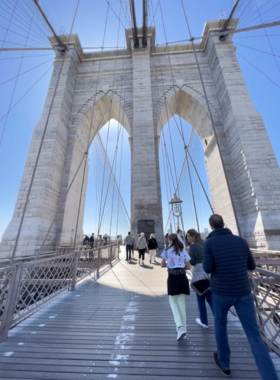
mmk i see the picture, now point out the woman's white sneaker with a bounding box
[177,327,187,341]
[196,318,209,329]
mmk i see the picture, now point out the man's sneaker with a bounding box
[196,318,209,329]
[176,327,187,341]
[213,352,231,377]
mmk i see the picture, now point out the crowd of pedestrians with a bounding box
[82,215,277,379]
[82,233,111,248]
[161,214,277,380]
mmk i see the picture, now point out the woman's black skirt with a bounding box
[167,268,190,296]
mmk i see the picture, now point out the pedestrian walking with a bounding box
[164,233,169,250]
[83,234,89,246]
[89,233,95,249]
[97,235,103,247]
[187,229,213,329]
[148,234,158,263]
[203,214,278,379]
[124,232,134,261]
[131,234,135,259]
[161,233,191,341]
[177,229,185,248]
[136,232,148,265]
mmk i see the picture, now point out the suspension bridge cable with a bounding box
[0,0,19,53]
[96,3,123,238]
[234,33,280,38]
[0,14,50,44]
[236,51,280,88]
[0,25,50,46]
[241,2,280,27]
[0,6,39,150]
[0,57,53,86]
[10,0,82,264]
[0,65,52,124]
[158,0,186,145]
[37,104,112,255]
[0,53,54,60]
[180,0,242,236]
[0,1,49,41]
[186,150,213,213]
[255,0,280,78]
[234,42,280,58]
[73,0,112,249]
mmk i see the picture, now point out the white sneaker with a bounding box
[177,327,187,341]
[196,318,209,329]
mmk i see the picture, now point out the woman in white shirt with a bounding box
[161,233,191,341]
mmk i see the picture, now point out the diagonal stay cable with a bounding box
[0,6,40,150]
[234,42,280,58]
[236,51,280,88]
[0,57,53,86]
[180,0,242,236]
[37,104,112,255]
[0,65,52,124]
[10,0,81,264]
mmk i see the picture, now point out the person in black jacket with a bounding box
[203,214,277,379]
[83,235,89,246]
[89,233,95,248]
[148,234,158,264]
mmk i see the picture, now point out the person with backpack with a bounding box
[148,234,158,263]
[161,233,191,341]
[136,232,148,265]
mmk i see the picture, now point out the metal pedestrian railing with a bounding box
[249,266,280,356]
[0,243,119,343]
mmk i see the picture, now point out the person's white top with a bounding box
[177,234,185,247]
[161,247,190,269]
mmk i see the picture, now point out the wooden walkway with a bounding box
[0,248,280,379]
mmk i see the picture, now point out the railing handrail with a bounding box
[0,243,119,343]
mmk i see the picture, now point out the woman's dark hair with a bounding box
[209,214,224,229]
[187,229,202,243]
[168,233,184,255]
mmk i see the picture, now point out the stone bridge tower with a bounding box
[1,21,280,258]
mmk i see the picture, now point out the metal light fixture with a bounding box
[169,193,183,229]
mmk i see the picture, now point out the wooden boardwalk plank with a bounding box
[0,248,280,379]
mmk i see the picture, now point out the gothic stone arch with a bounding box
[1,21,280,259]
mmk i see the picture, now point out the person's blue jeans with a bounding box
[196,290,214,325]
[126,244,132,260]
[212,293,277,380]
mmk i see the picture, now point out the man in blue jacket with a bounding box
[203,214,277,379]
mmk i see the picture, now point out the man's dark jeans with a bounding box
[196,290,214,326]
[126,244,132,260]
[213,293,277,380]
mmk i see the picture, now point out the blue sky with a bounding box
[0,0,280,241]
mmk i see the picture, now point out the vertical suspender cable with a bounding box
[186,154,200,232]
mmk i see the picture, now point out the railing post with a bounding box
[109,244,113,266]
[0,265,22,343]
[97,247,101,279]
[70,251,79,292]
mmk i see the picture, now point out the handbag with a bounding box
[191,279,210,296]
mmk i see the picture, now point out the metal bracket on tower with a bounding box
[142,0,148,47]
[130,0,139,48]
[219,0,240,41]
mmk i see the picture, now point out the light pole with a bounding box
[169,193,183,231]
